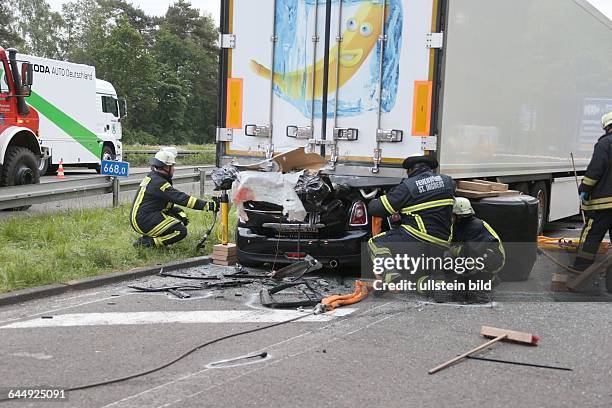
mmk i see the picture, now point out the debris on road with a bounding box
[260,280,325,308]
[270,255,322,280]
[314,281,372,315]
[429,326,539,375]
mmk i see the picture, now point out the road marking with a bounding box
[1,309,356,329]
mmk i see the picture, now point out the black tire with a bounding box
[95,145,116,174]
[0,146,40,210]
[530,181,549,235]
[606,265,612,294]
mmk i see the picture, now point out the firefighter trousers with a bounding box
[134,214,188,247]
[573,210,612,271]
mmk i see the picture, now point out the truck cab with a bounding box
[0,47,41,197]
[95,79,124,165]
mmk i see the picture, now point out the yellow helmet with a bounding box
[602,111,612,130]
[453,197,475,216]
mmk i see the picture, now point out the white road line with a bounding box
[1,309,357,329]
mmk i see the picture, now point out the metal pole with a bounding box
[221,192,229,245]
[319,0,333,156]
[112,177,120,208]
[199,168,206,197]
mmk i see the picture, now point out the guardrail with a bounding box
[124,149,208,156]
[0,166,215,211]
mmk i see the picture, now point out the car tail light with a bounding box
[285,252,307,260]
[349,201,368,226]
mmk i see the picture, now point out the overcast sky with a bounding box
[46,0,612,23]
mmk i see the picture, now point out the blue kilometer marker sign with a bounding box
[101,160,129,177]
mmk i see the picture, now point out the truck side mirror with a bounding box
[21,62,33,87]
[119,98,128,119]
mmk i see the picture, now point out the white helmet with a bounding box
[150,147,177,167]
[602,111,612,131]
[453,197,475,216]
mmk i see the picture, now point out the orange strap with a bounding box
[321,281,372,311]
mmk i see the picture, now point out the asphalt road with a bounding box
[0,246,611,408]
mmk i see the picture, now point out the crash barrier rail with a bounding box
[0,166,215,210]
[124,149,207,156]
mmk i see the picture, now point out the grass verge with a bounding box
[0,205,236,294]
[124,144,216,167]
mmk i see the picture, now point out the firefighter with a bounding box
[573,111,612,270]
[451,197,505,289]
[367,155,455,293]
[131,148,218,247]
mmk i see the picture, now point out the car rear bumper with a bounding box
[236,226,369,267]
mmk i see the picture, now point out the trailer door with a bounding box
[223,0,337,159]
[326,0,439,176]
[220,0,440,177]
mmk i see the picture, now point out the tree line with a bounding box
[0,0,219,145]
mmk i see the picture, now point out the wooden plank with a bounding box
[455,189,499,198]
[567,251,612,291]
[456,180,493,192]
[213,249,237,255]
[212,253,237,261]
[213,243,237,252]
[551,274,568,292]
[473,179,509,191]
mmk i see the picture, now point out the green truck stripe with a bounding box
[27,91,101,157]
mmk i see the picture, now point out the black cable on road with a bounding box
[0,313,313,403]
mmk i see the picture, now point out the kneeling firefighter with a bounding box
[131,148,218,247]
[367,155,455,294]
[451,197,505,290]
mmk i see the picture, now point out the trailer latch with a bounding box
[376,129,403,143]
[245,124,271,138]
[286,125,313,139]
[334,127,359,141]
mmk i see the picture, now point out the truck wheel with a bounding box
[530,181,548,235]
[0,146,41,210]
[95,145,116,174]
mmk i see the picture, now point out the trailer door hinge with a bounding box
[426,32,444,49]
[245,124,271,138]
[421,136,437,151]
[220,34,236,49]
[216,127,233,142]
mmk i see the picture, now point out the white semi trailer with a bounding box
[215,0,612,266]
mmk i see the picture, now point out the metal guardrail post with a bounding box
[199,168,206,197]
[112,177,120,208]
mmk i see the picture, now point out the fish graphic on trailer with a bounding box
[250,1,388,100]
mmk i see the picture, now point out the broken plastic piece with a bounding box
[260,280,324,309]
[270,255,322,280]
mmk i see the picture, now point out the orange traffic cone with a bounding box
[56,160,65,179]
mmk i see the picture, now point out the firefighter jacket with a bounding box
[130,170,208,235]
[368,169,456,246]
[579,132,612,211]
[452,216,505,274]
